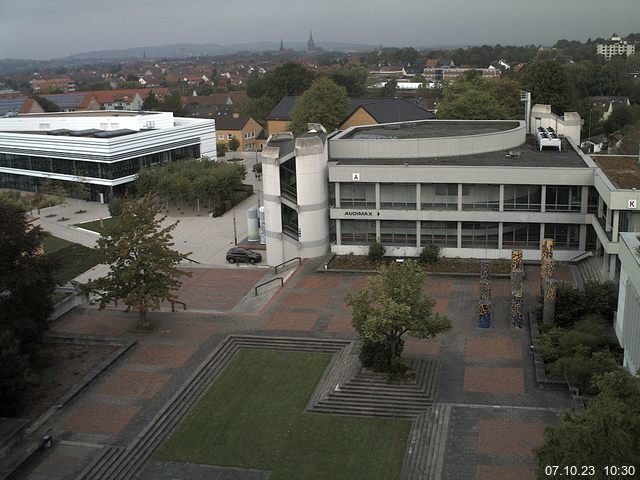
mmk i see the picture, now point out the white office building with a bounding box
[0,111,216,201]
[596,35,636,60]
[262,106,640,283]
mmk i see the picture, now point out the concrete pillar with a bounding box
[335,183,341,208]
[416,221,421,248]
[262,143,285,267]
[605,207,612,232]
[457,221,462,249]
[579,224,587,251]
[609,254,617,280]
[612,210,620,241]
[416,184,421,211]
[498,222,504,251]
[335,219,341,246]
[540,185,546,213]
[457,183,463,211]
[375,183,380,210]
[581,185,589,214]
[499,184,504,212]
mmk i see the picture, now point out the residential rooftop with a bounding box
[592,155,640,189]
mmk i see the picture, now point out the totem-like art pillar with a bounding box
[510,249,524,328]
[540,238,554,296]
[542,279,557,326]
[479,260,491,328]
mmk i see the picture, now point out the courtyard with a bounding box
[3,254,574,480]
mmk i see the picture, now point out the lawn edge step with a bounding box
[400,410,432,480]
[308,406,419,418]
[74,335,358,480]
[332,388,433,399]
[324,392,433,405]
[317,401,430,412]
[74,446,125,480]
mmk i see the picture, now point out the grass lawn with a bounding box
[43,235,100,284]
[42,234,73,254]
[156,349,411,480]
[74,217,115,234]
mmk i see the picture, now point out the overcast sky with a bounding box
[1,0,639,60]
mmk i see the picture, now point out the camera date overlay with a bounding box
[544,465,636,477]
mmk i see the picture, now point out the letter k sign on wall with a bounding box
[352,172,360,181]
[629,199,637,209]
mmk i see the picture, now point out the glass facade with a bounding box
[545,186,581,212]
[380,220,416,246]
[503,185,542,211]
[340,220,376,245]
[461,222,499,248]
[380,183,416,209]
[462,184,500,211]
[545,223,580,249]
[420,221,458,247]
[340,183,376,208]
[502,223,540,249]
[0,145,200,181]
[421,183,457,210]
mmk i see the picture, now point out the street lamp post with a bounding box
[232,209,238,246]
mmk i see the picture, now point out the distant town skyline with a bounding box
[1,0,639,60]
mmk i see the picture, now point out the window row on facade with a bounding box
[339,220,595,250]
[336,182,598,213]
[0,145,199,180]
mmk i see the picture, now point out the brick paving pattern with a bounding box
[466,337,522,360]
[477,420,546,456]
[63,403,142,436]
[464,367,525,394]
[16,259,573,480]
[475,465,536,480]
[95,369,172,399]
[130,344,196,368]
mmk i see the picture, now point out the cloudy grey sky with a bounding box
[1,0,639,60]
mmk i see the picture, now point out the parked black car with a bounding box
[226,247,262,264]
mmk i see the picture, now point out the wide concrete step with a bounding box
[310,405,421,418]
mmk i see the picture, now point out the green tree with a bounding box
[160,90,185,116]
[617,125,640,155]
[330,65,369,97]
[382,79,397,98]
[227,136,240,152]
[238,95,276,126]
[246,62,315,104]
[216,141,228,157]
[0,201,57,347]
[289,77,349,135]
[142,91,161,110]
[344,260,451,370]
[535,369,640,478]
[0,331,28,416]
[520,60,572,113]
[84,196,191,328]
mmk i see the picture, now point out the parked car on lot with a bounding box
[226,247,262,264]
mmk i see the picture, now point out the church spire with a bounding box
[279,38,284,52]
[307,30,315,51]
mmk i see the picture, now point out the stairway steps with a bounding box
[401,411,429,479]
[309,405,421,418]
[321,397,432,410]
[79,336,356,480]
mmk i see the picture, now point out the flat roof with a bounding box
[331,136,588,168]
[18,110,156,118]
[342,120,521,140]
[593,155,640,189]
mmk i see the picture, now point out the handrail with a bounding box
[181,255,201,264]
[274,256,301,274]
[171,300,187,312]
[255,277,283,296]
[570,251,593,263]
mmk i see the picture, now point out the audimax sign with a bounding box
[344,211,380,216]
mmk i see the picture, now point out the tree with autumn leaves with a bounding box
[85,195,190,328]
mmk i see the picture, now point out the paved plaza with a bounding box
[7,174,575,480]
[7,254,574,480]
